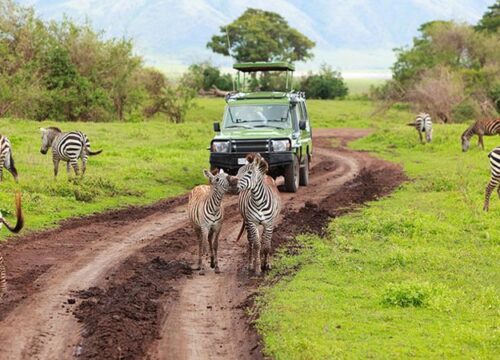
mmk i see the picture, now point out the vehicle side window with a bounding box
[290,105,299,132]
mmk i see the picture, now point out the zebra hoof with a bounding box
[199,269,206,276]
[214,266,221,274]
[210,257,215,268]
[262,263,272,271]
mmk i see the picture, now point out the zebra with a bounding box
[40,127,102,178]
[188,169,235,275]
[0,135,18,182]
[483,147,500,211]
[235,153,281,275]
[408,113,433,143]
[461,118,500,152]
[0,192,24,299]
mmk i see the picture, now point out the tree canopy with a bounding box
[475,0,500,33]
[207,8,315,63]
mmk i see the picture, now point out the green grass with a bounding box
[257,107,500,359]
[0,98,379,239]
[344,78,387,95]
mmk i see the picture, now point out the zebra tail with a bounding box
[1,192,23,233]
[406,122,416,126]
[87,149,103,156]
[236,222,246,242]
[9,153,18,181]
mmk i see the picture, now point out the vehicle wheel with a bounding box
[284,155,299,192]
[299,154,310,186]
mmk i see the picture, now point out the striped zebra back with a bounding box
[484,118,500,135]
[52,131,86,159]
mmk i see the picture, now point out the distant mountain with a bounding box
[21,0,491,76]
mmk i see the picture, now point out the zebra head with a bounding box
[203,169,232,194]
[461,132,471,152]
[40,127,61,154]
[236,153,268,192]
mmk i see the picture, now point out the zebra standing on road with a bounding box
[235,153,281,275]
[188,169,235,275]
[461,118,500,152]
[0,193,24,299]
[0,135,19,182]
[483,147,500,211]
[408,113,433,143]
[40,127,102,178]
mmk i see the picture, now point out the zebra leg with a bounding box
[252,225,262,276]
[483,178,498,211]
[208,228,215,269]
[0,255,6,298]
[246,222,257,273]
[81,155,87,177]
[261,224,274,271]
[70,159,79,177]
[198,228,209,275]
[53,158,60,178]
[418,131,423,144]
[478,135,484,150]
[212,226,222,273]
[66,161,71,175]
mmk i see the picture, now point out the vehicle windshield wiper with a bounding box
[252,125,285,129]
[225,125,252,129]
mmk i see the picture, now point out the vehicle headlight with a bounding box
[272,140,290,152]
[212,141,230,152]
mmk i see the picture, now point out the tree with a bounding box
[207,8,315,62]
[299,65,348,99]
[475,0,500,33]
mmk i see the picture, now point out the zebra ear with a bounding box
[40,127,46,133]
[203,169,214,180]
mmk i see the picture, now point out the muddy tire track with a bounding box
[0,129,405,360]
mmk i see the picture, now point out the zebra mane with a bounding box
[245,152,269,174]
[47,126,62,133]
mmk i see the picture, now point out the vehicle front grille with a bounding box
[231,139,270,153]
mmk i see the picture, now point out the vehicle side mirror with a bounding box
[213,122,221,132]
[299,120,307,130]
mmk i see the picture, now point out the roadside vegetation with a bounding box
[256,103,499,359]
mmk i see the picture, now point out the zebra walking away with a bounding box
[235,153,281,275]
[0,192,24,299]
[461,118,500,152]
[188,169,235,274]
[0,135,18,182]
[408,113,433,143]
[40,127,102,178]
[484,147,500,211]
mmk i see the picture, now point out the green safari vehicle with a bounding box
[210,61,312,193]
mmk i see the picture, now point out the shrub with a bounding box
[382,281,433,307]
[300,64,348,99]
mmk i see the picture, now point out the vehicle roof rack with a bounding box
[233,61,295,72]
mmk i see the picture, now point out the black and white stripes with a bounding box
[0,135,18,182]
[236,153,281,275]
[409,113,433,143]
[483,147,500,211]
[40,127,102,177]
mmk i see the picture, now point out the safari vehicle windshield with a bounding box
[222,105,291,129]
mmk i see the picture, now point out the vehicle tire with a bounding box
[299,154,310,186]
[284,154,300,193]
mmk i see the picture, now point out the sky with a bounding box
[20,0,493,78]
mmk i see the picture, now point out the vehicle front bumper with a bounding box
[210,151,294,172]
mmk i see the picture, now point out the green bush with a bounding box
[300,65,349,99]
[382,281,434,308]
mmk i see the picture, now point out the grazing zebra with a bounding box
[0,135,18,182]
[40,127,102,178]
[461,118,500,152]
[484,147,500,211]
[0,192,24,299]
[188,169,235,274]
[408,113,433,143]
[235,153,281,275]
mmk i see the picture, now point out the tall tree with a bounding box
[475,0,500,33]
[207,8,315,63]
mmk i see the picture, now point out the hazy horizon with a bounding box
[20,0,492,78]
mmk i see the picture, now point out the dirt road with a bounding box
[0,129,405,359]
